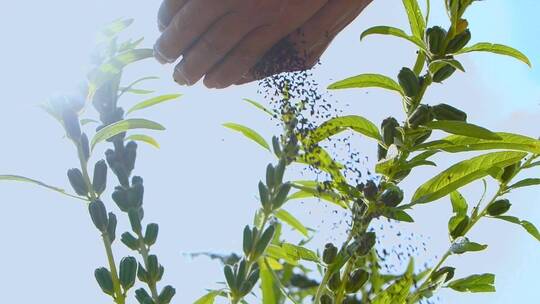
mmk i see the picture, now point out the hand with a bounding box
[155,0,372,88]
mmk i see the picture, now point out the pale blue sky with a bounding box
[0,1,538,303]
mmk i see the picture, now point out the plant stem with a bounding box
[136,232,160,301]
[102,233,125,304]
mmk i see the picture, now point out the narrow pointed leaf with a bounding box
[402,0,426,39]
[259,259,278,304]
[507,178,540,191]
[193,290,221,304]
[307,115,381,144]
[0,175,86,201]
[243,98,274,116]
[91,119,165,150]
[457,43,531,67]
[412,151,526,204]
[223,123,270,151]
[418,133,540,154]
[423,121,501,140]
[126,94,181,114]
[125,134,160,149]
[447,274,495,293]
[275,209,308,237]
[493,216,540,242]
[360,26,426,50]
[328,74,403,95]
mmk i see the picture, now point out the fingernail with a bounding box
[173,66,190,86]
[153,43,174,64]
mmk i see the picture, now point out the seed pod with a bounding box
[236,260,248,287]
[137,263,149,283]
[254,225,275,258]
[272,136,282,157]
[377,144,388,161]
[93,160,108,195]
[273,182,292,209]
[381,117,399,147]
[142,223,158,246]
[398,67,420,97]
[112,187,130,212]
[62,109,81,142]
[258,181,270,210]
[323,243,338,264]
[408,105,433,128]
[487,199,511,216]
[107,212,117,242]
[239,268,259,296]
[147,255,160,281]
[432,266,455,283]
[158,286,176,304]
[357,232,376,256]
[67,168,89,197]
[432,64,457,83]
[128,209,142,234]
[243,226,253,256]
[501,163,519,183]
[121,232,140,250]
[224,265,237,292]
[119,256,137,291]
[320,294,333,304]
[363,180,378,201]
[266,164,275,190]
[328,273,341,292]
[135,288,152,304]
[446,29,471,53]
[81,133,90,161]
[89,200,109,232]
[124,141,138,174]
[157,265,165,281]
[274,159,286,185]
[432,104,467,121]
[346,269,370,293]
[414,130,433,146]
[426,26,447,55]
[94,267,114,296]
[449,216,469,239]
[380,185,404,207]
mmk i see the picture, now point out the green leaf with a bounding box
[402,0,426,39]
[89,49,154,92]
[260,260,278,304]
[447,274,495,293]
[223,123,270,151]
[121,88,154,95]
[423,121,501,140]
[0,175,86,201]
[457,43,531,67]
[418,133,540,154]
[493,216,540,242]
[125,134,160,149]
[193,290,221,304]
[306,115,382,145]
[380,207,414,223]
[91,119,165,150]
[450,191,468,216]
[81,118,99,126]
[243,98,274,117]
[507,178,540,191]
[119,76,159,96]
[275,209,308,237]
[126,94,182,115]
[328,74,403,95]
[281,243,319,263]
[429,59,466,73]
[265,245,298,265]
[450,237,487,254]
[412,151,527,204]
[289,182,348,209]
[360,26,426,50]
[372,258,415,304]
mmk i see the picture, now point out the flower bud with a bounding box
[147,255,160,281]
[243,226,253,256]
[266,164,275,190]
[128,209,142,234]
[137,263,149,283]
[356,232,376,256]
[81,133,90,161]
[446,29,471,53]
[121,232,139,250]
[253,225,275,259]
[432,104,467,122]
[93,160,108,195]
[144,223,159,246]
[94,267,114,296]
[107,212,117,242]
[377,144,388,161]
[398,67,420,97]
[345,269,370,293]
[414,130,432,146]
[381,117,399,147]
[158,286,176,304]
[119,256,137,291]
[363,180,378,201]
[124,141,138,174]
[128,183,145,209]
[258,181,270,210]
[432,64,457,83]
[320,294,333,304]
[487,199,511,216]
[323,243,338,264]
[135,288,152,304]
[328,273,341,292]
[273,182,292,209]
[67,168,89,197]
[62,109,81,142]
[408,105,433,128]
[380,185,404,207]
[112,187,130,212]
[426,26,447,55]
[272,136,282,158]
[432,266,455,283]
[89,200,108,232]
[500,163,519,183]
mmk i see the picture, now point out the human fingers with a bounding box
[157,0,189,32]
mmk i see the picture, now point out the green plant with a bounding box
[1,19,180,304]
[195,1,539,303]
